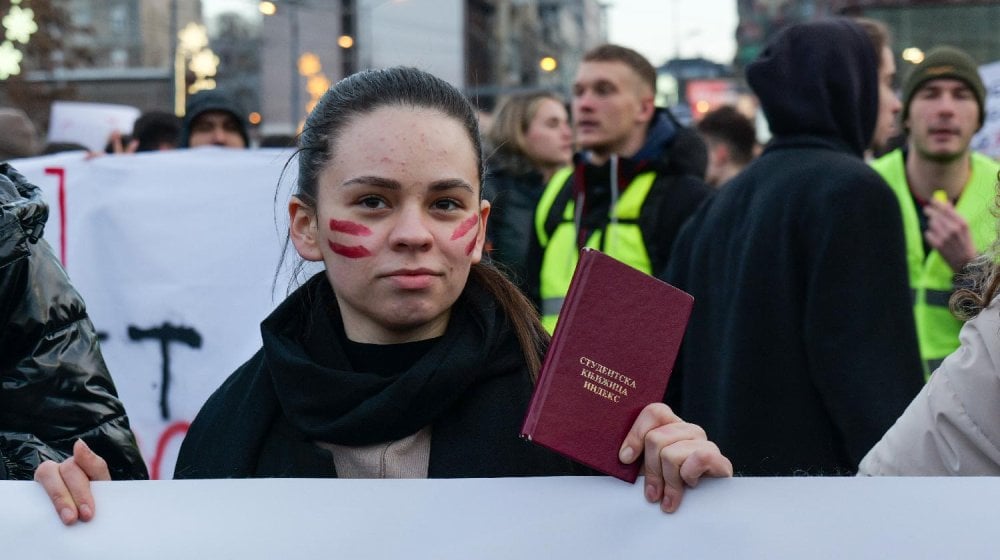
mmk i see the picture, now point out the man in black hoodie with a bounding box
[664,18,924,475]
[529,44,710,331]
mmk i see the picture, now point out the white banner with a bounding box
[12,148,315,479]
[2,476,998,558]
[47,101,141,152]
[971,60,1000,159]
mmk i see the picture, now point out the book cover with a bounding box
[520,248,694,482]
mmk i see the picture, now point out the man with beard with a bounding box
[872,46,1000,377]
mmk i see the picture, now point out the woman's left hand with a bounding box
[618,403,733,513]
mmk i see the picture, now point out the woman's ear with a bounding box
[289,196,323,262]
[469,199,491,264]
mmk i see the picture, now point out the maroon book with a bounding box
[520,248,694,482]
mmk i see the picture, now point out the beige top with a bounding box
[317,426,432,478]
[858,297,1000,475]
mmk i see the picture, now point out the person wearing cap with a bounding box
[180,90,250,149]
[871,45,1000,378]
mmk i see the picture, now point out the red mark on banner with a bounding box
[330,241,372,258]
[451,214,479,240]
[151,421,190,480]
[329,219,372,236]
[43,167,67,266]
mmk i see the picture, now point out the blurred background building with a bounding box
[0,0,607,140]
[674,0,1000,125]
[1,0,998,142]
[736,0,1000,72]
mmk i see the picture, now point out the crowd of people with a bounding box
[2,14,1000,528]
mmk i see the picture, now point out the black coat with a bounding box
[483,162,546,293]
[663,19,924,475]
[175,272,589,479]
[0,164,147,480]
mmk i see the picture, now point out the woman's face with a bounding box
[290,106,489,344]
[522,98,573,170]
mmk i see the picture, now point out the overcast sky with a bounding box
[203,0,740,66]
[606,0,739,65]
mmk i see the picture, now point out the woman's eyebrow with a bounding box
[429,179,474,193]
[342,176,474,193]
[342,176,401,190]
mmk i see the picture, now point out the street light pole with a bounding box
[171,0,181,115]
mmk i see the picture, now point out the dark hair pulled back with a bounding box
[284,66,549,380]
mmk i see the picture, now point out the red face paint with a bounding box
[329,219,372,236]
[451,214,479,240]
[329,241,372,258]
[465,236,477,256]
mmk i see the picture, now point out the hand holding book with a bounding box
[522,249,732,512]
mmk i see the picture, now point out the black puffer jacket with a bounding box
[483,152,547,293]
[0,164,147,480]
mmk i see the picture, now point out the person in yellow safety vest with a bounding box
[871,45,1000,377]
[529,44,712,332]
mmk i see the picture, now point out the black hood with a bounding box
[747,18,878,157]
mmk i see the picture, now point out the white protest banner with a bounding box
[46,101,142,152]
[3,476,997,558]
[11,148,308,479]
[971,60,1000,159]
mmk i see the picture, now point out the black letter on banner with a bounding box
[128,323,203,420]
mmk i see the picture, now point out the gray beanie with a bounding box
[902,45,986,128]
[180,89,250,148]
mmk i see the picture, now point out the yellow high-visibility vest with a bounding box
[872,149,1000,376]
[534,168,656,332]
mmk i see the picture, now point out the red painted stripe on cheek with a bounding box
[451,214,479,240]
[465,236,477,256]
[329,219,372,236]
[329,241,372,258]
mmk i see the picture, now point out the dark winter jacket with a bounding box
[526,108,710,305]
[663,19,924,475]
[484,154,548,292]
[0,164,147,480]
[174,271,589,479]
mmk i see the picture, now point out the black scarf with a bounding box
[176,272,587,479]
[264,273,524,446]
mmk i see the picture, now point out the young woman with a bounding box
[36,67,731,525]
[483,91,572,293]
